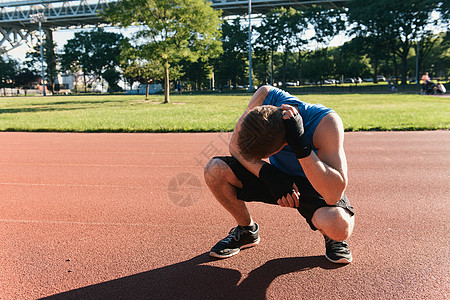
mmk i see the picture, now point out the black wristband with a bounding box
[283,115,311,159]
[259,163,294,200]
[293,143,312,159]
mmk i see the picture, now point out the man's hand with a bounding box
[277,183,300,208]
[281,104,312,159]
[259,163,300,207]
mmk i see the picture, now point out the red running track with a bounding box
[0,131,449,299]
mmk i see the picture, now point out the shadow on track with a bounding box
[0,100,121,115]
[44,254,344,300]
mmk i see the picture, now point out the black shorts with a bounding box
[215,156,355,230]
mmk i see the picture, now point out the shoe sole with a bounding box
[209,238,260,259]
[325,254,352,264]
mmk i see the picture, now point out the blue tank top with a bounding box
[262,87,334,177]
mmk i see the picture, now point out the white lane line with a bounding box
[0,163,193,167]
[0,218,204,228]
[0,218,152,226]
[0,182,141,188]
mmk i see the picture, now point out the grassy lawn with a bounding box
[0,93,448,132]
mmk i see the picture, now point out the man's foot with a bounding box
[209,223,260,259]
[324,236,353,264]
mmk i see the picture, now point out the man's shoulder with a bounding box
[263,87,301,107]
[316,113,344,134]
[313,113,344,150]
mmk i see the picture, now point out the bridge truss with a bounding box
[0,0,112,51]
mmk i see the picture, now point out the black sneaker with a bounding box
[209,223,260,258]
[324,236,353,264]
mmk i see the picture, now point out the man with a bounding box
[421,72,431,95]
[421,72,430,83]
[204,85,355,263]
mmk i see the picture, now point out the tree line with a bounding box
[1,0,448,102]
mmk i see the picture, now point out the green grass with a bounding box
[299,94,450,131]
[0,93,448,132]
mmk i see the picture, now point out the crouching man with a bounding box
[204,86,355,263]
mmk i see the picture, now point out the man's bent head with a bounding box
[238,105,286,161]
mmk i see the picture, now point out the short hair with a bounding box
[238,105,286,161]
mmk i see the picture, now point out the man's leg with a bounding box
[204,157,260,258]
[204,158,253,227]
[311,207,355,263]
[311,207,354,241]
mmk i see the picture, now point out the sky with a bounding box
[5,27,121,63]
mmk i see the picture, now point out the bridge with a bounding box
[0,0,347,51]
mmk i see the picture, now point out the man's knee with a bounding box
[312,207,354,241]
[204,158,231,184]
[204,158,222,183]
[332,213,353,241]
[204,157,242,190]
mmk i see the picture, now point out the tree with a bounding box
[60,28,125,93]
[302,6,346,84]
[120,38,186,98]
[14,69,39,91]
[304,6,346,47]
[289,10,308,85]
[332,42,371,80]
[345,36,389,83]
[438,1,450,27]
[180,58,212,91]
[25,30,58,93]
[104,0,222,103]
[419,32,450,78]
[102,69,122,93]
[413,33,439,81]
[348,0,442,84]
[214,17,248,89]
[122,57,163,99]
[253,8,307,86]
[253,45,271,85]
[256,10,281,85]
[301,49,335,85]
[0,56,18,96]
[277,8,308,87]
[258,8,301,88]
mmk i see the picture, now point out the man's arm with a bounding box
[298,113,348,205]
[229,86,300,206]
[228,86,270,175]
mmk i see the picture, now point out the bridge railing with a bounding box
[0,0,73,8]
[0,0,347,24]
[0,0,111,26]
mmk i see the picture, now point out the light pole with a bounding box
[416,39,420,85]
[30,12,47,96]
[248,0,253,92]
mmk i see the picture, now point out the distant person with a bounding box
[388,80,397,92]
[421,72,430,82]
[204,86,355,264]
[392,81,397,92]
[421,72,431,95]
[435,82,446,95]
